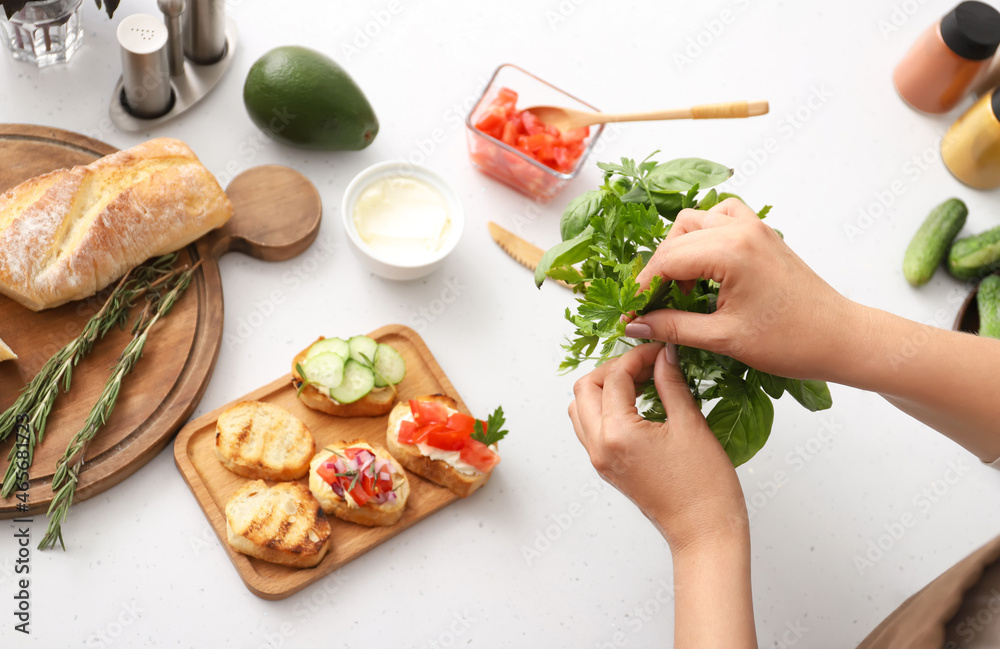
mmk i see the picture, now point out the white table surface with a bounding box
[4,0,1000,646]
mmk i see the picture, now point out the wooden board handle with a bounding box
[199,165,323,262]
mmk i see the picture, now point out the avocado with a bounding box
[243,46,379,151]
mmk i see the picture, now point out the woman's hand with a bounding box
[569,342,758,648]
[568,342,747,552]
[626,198,863,382]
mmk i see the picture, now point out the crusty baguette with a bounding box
[215,401,315,481]
[309,440,410,527]
[0,335,15,362]
[385,395,493,498]
[225,480,331,568]
[291,338,397,417]
[0,138,233,311]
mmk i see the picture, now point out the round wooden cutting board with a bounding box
[0,124,322,518]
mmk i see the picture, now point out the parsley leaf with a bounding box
[471,406,508,446]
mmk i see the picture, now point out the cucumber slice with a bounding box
[348,335,379,365]
[302,352,345,389]
[328,359,375,404]
[373,344,406,387]
[306,337,350,360]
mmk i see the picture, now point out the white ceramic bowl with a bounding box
[341,161,464,281]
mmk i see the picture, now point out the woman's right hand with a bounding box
[626,198,864,382]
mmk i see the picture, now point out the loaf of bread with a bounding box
[0,138,233,311]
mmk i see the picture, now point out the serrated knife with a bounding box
[487,221,572,289]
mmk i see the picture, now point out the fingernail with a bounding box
[624,322,652,339]
[665,343,679,366]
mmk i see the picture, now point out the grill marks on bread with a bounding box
[215,401,315,481]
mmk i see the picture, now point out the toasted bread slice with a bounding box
[215,401,314,481]
[309,440,410,527]
[385,395,495,498]
[0,335,15,362]
[291,338,396,417]
[225,480,331,568]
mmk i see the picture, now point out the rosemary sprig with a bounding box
[0,255,183,498]
[38,265,197,551]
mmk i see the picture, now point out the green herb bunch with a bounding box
[535,153,832,467]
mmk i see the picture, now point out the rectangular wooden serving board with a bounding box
[173,324,467,600]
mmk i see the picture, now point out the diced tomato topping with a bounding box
[410,399,449,427]
[348,480,370,507]
[343,447,362,460]
[377,469,393,494]
[397,419,418,444]
[446,412,476,435]
[469,85,591,183]
[424,425,466,451]
[316,460,339,486]
[460,439,501,473]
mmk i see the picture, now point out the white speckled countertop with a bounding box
[3,0,1000,645]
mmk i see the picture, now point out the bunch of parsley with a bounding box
[535,153,832,467]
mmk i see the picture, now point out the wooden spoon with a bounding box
[524,100,769,132]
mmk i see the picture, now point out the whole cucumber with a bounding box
[978,275,1000,339]
[948,224,1000,281]
[903,198,967,287]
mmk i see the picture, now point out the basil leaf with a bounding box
[755,371,787,400]
[535,226,594,288]
[696,188,719,210]
[785,379,833,412]
[707,385,774,467]
[649,158,733,192]
[560,190,605,241]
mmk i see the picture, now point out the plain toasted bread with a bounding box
[309,440,410,527]
[385,395,493,498]
[291,338,397,417]
[0,335,15,362]
[225,480,332,568]
[215,401,315,481]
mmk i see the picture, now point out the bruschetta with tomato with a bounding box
[309,440,410,527]
[385,395,506,498]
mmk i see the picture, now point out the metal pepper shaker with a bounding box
[183,0,227,64]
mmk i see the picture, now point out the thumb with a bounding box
[652,344,701,421]
[626,309,727,352]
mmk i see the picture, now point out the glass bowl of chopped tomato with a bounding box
[466,64,604,203]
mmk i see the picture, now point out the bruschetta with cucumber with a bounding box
[292,335,406,417]
[386,395,507,498]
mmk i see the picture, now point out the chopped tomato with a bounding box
[424,425,466,451]
[470,85,590,182]
[343,447,362,461]
[348,481,370,507]
[460,439,501,473]
[410,398,449,426]
[397,419,418,444]
[376,469,393,494]
[446,412,476,435]
[316,460,339,486]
